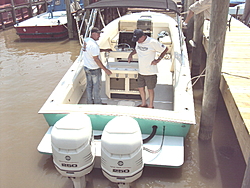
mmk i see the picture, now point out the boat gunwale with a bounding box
[38,10,196,126]
[39,103,196,126]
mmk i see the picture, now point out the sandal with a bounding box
[137,104,148,107]
[148,106,154,109]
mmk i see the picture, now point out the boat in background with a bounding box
[37,0,195,187]
[230,0,245,6]
[229,3,245,17]
[14,0,83,40]
[0,0,38,29]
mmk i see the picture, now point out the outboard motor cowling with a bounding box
[101,116,143,188]
[51,113,95,188]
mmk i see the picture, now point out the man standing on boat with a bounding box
[183,0,212,28]
[80,27,112,104]
[128,29,168,109]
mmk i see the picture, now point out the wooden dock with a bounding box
[202,17,250,165]
[0,0,47,29]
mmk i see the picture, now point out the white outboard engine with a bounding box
[51,113,95,188]
[101,116,143,188]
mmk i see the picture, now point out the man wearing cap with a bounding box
[80,27,112,104]
[128,29,168,109]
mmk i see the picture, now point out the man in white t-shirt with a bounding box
[128,29,168,109]
[80,27,112,104]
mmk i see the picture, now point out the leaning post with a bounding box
[198,0,230,140]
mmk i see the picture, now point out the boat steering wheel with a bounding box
[115,43,133,51]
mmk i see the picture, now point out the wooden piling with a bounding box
[0,11,4,29]
[191,12,205,79]
[0,0,47,29]
[10,0,17,24]
[184,0,195,58]
[66,0,73,39]
[241,156,250,188]
[242,0,250,26]
[199,0,230,140]
[28,0,33,18]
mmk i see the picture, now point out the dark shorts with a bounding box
[137,74,157,89]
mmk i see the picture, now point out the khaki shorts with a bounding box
[137,74,157,89]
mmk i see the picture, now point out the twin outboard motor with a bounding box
[51,114,144,188]
[51,113,95,188]
[101,116,144,188]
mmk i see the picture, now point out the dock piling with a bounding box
[199,0,230,140]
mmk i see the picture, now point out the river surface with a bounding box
[0,28,246,188]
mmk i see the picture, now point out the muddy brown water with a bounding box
[0,28,246,188]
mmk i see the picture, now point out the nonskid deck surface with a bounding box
[79,83,173,110]
[15,11,67,26]
[78,58,174,110]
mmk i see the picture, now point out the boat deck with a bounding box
[15,11,67,27]
[78,83,174,110]
[203,17,250,164]
[78,58,174,111]
[38,56,185,167]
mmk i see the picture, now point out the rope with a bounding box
[222,72,250,79]
[185,68,250,92]
[185,68,206,91]
[75,17,83,46]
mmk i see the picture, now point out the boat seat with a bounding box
[158,31,172,53]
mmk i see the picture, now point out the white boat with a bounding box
[14,0,83,40]
[229,3,245,16]
[37,0,195,187]
[230,0,245,6]
[14,10,68,40]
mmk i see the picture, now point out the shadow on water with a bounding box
[198,140,217,179]
[38,155,57,175]
[137,166,182,187]
[193,87,246,188]
[13,37,72,43]
[143,166,182,179]
[37,154,73,187]
[213,93,246,188]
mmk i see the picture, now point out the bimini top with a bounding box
[85,0,180,15]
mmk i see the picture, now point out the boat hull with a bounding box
[38,9,196,168]
[42,112,191,137]
[15,25,68,40]
[14,11,68,40]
